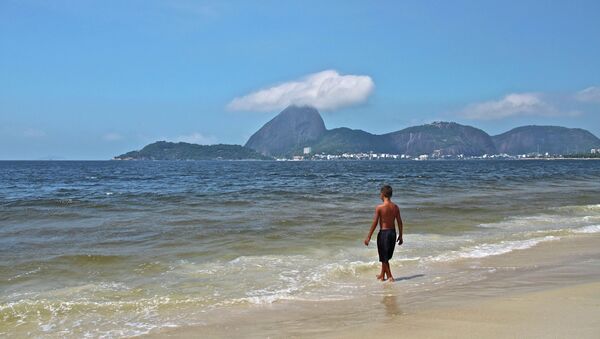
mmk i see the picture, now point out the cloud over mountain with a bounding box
[173,132,216,145]
[102,132,123,142]
[575,86,600,103]
[227,70,374,112]
[460,92,579,120]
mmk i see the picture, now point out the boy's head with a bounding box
[380,185,393,199]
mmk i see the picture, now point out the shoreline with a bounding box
[2,157,600,162]
[146,234,600,338]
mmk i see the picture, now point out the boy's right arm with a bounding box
[364,207,380,246]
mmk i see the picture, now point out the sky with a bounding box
[1,0,599,160]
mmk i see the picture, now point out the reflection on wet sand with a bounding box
[382,294,402,317]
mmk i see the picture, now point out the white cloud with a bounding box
[460,93,577,120]
[173,132,216,145]
[227,70,374,112]
[103,132,123,141]
[575,86,600,103]
[23,128,46,138]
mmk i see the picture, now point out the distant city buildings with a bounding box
[274,147,600,161]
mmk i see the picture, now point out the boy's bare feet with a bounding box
[376,274,384,280]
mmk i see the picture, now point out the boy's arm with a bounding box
[364,207,380,246]
[396,205,403,245]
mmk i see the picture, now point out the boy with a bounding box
[364,185,403,282]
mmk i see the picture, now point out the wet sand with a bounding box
[145,234,600,338]
[337,281,600,339]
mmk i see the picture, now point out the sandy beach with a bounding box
[147,234,600,338]
[341,281,600,339]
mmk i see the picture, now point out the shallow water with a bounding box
[1,160,600,337]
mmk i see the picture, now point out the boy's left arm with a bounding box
[396,205,404,245]
[364,207,380,246]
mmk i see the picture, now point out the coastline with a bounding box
[145,233,600,338]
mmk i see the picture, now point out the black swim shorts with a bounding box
[377,229,396,263]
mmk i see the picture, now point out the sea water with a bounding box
[1,160,599,337]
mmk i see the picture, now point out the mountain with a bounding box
[114,141,272,160]
[304,123,496,156]
[245,106,498,156]
[245,106,600,156]
[307,127,394,154]
[117,107,600,160]
[492,126,600,155]
[244,105,326,156]
[384,122,497,156]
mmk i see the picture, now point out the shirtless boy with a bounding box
[363,185,403,282]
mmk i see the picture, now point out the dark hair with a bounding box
[380,185,393,198]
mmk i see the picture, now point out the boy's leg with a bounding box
[380,262,390,281]
[377,263,385,280]
[384,262,394,282]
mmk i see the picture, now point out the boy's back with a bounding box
[377,201,400,230]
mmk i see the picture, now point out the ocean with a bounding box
[1,160,600,337]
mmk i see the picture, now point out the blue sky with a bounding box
[1,0,599,159]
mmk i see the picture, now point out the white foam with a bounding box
[572,224,600,234]
[478,215,599,229]
[0,295,204,338]
[8,267,41,281]
[429,236,559,262]
[554,204,600,212]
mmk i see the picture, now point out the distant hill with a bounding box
[307,127,394,154]
[384,122,497,156]
[301,122,496,156]
[245,106,499,156]
[492,126,600,155]
[114,141,272,160]
[117,107,600,160]
[244,106,600,157]
[245,105,326,156]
